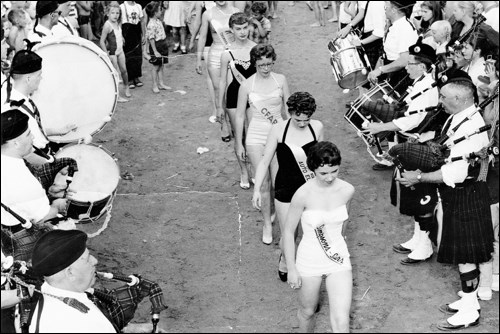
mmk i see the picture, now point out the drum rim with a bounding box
[32,37,119,143]
[54,142,121,193]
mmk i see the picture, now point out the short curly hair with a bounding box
[250,44,277,66]
[229,12,249,28]
[307,141,342,171]
[251,2,267,15]
[286,92,317,117]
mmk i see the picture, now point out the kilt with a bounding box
[360,100,405,122]
[361,32,383,69]
[437,181,494,265]
[486,159,499,204]
[390,173,438,216]
[1,225,52,263]
[381,58,413,96]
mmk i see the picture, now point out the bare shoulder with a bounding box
[337,178,355,196]
[273,72,288,84]
[310,120,323,130]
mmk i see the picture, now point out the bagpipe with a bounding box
[1,256,167,333]
[450,14,487,52]
[91,271,168,332]
[387,85,499,172]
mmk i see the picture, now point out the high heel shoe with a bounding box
[221,135,231,142]
[278,253,287,282]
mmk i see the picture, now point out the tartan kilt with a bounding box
[486,160,499,204]
[360,100,403,123]
[1,225,52,263]
[391,175,438,216]
[361,32,383,69]
[437,181,494,265]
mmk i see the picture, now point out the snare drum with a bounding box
[351,81,400,112]
[54,143,120,222]
[328,32,371,89]
[32,36,119,143]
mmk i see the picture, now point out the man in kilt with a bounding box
[362,40,440,265]
[397,74,494,330]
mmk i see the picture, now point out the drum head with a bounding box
[54,144,120,202]
[32,36,118,143]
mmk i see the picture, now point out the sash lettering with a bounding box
[211,19,234,49]
[314,224,344,265]
[290,145,315,182]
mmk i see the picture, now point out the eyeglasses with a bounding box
[257,62,275,69]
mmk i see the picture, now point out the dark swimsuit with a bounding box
[226,51,256,109]
[274,120,317,203]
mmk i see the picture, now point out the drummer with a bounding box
[337,1,386,72]
[29,1,59,42]
[362,40,440,266]
[1,109,70,227]
[366,1,418,94]
[52,1,79,38]
[2,48,77,164]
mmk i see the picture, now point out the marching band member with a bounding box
[52,1,79,38]
[1,110,70,226]
[365,1,418,171]
[29,229,166,333]
[397,73,493,330]
[338,1,386,71]
[363,39,439,265]
[29,1,60,42]
[2,48,76,164]
[366,1,418,93]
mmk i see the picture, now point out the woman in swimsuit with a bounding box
[252,92,324,281]
[196,0,239,141]
[219,12,256,189]
[283,141,355,333]
[235,44,290,245]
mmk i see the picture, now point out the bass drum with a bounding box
[32,35,119,143]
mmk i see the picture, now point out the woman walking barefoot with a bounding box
[284,141,355,333]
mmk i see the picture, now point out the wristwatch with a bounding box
[417,172,422,182]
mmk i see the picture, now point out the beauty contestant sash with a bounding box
[249,97,282,125]
[211,19,234,49]
[229,60,246,85]
[314,224,345,265]
[288,143,315,182]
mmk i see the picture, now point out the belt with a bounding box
[1,224,24,234]
[454,178,476,188]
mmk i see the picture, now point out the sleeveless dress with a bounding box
[207,6,239,69]
[275,120,317,203]
[226,50,256,108]
[246,74,285,146]
[296,205,352,276]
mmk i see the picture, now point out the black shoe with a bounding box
[345,101,354,108]
[400,254,432,265]
[392,244,412,254]
[436,318,480,331]
[372,163,394,171]
[134,78,143,87]
[172,45,180,52]
[278,253,287,282]
[221,135,231,142]
[438,304,459,315]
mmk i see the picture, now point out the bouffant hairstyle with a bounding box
[251,2,267,15]
[229,12,249,28]
[145,1,161,18]
[250,44,276,66]
[307,141,342,171]
[286,92,317,117]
